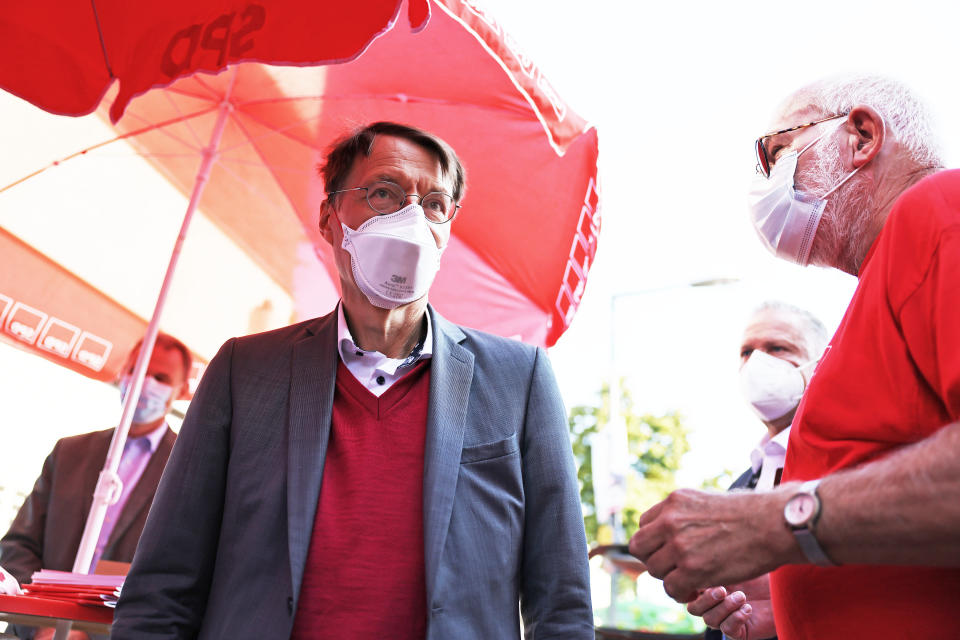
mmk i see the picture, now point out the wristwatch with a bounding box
[783,478,836,566]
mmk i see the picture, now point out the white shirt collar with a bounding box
[749,426,791,474]
[336,303,433,386]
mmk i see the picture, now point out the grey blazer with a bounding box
[111,307,593,639]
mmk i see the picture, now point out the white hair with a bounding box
[787,74,944,170]
[753,301,830,359]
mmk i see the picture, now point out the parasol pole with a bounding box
[69,69,237,578]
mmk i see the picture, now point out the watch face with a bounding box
[785,494,817,526]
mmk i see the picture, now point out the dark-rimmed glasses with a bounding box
[328,180,461,224]
[755,113,849,178]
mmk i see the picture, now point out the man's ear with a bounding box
[319,200,336,246]
[846,105,885,169]
[176,380,191,401]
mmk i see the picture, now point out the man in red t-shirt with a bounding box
[628,74,960,640]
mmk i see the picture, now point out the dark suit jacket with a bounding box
[111,307,594,639]
[1,426,175,639]
[729,466,759,491]
[0,426,176,584]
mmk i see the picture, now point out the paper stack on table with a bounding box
[22,570,124,608]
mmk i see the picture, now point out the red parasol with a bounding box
[1,0,600,386]
[0,0,600,580]
[0,0,429,122]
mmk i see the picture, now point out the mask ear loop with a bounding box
[793,356,821,392]
[821,113,885,199]
[822,166,861,199]
[796,126,833,157]
[796,115,847,159]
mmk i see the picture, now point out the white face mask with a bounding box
[748,121,860,265]
[739,350,816,422]
[340,203,444,310]
[120,375,175,425]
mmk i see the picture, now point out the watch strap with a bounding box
[789,479,836,567]
[792,524,835,566]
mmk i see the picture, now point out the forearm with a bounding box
[628,422,960,602]
[812,420,960,565]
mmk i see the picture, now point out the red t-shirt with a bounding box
[772,170,960,638]
[291,360,430,639]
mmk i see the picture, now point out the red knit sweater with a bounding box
[290,360,431,639]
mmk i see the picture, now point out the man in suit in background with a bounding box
[699,301,827,640]
[0,333,192,639]
[111,121,593,639]
[731,301,827,492]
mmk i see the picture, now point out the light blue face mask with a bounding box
[119,375,174,424]
[748,120,861,266]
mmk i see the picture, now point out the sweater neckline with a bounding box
[335,359,430,418]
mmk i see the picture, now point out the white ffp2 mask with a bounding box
[340,203,444,309]
[739,350,816,422]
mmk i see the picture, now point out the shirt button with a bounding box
[376,375,386,385]
[287,596,294,615]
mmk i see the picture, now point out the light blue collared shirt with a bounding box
[91,421,167,568]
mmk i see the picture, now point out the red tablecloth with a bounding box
[0,593,113,628]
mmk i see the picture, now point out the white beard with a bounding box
[799,135,876,272]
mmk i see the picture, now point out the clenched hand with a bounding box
[627,487,801,602]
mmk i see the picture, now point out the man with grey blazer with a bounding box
[111,122,593,639]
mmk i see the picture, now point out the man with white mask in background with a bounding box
[700,301,827,640]
[629,75,960,640]
[735,301,827,493]
[111,121,593,640]
[0,333,191,640]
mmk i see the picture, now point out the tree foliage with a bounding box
[569,381,691,544]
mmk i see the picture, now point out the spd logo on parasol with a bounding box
[4,302,47,345]
[72,333,113,373]
[0,293,114,373]
[37,319,82,359]
[161,4,267,79]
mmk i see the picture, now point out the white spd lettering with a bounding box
[9,321,36,340]
[42,335,71,356]
[76,349,106,371]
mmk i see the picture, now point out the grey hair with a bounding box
[753,301,830,360]
[786,74,944,170]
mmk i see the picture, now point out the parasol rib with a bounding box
[88,0,115,79]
